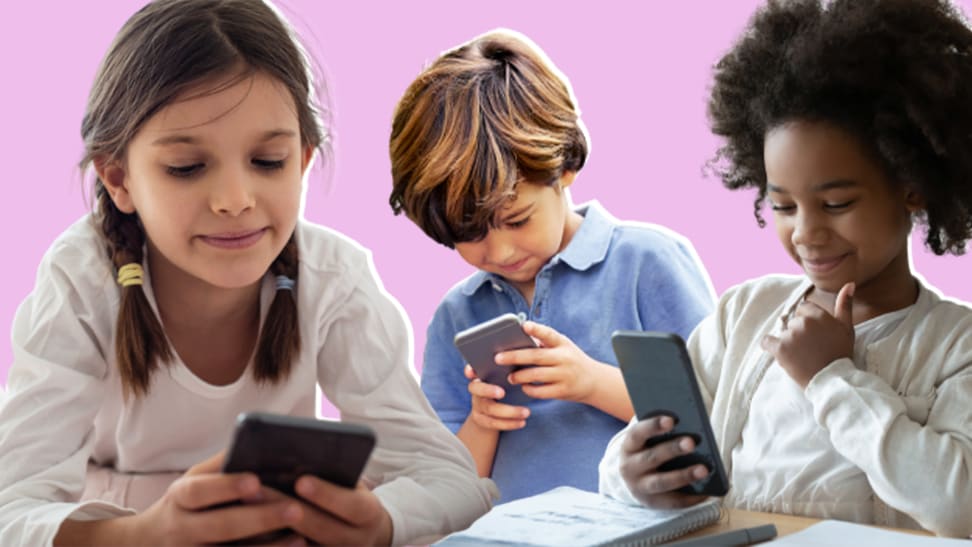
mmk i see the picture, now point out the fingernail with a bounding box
[679,437,693,452]
[297,477,314,496]
[238,476,259,494]
[660,416,673,429]
[282,503,301,522]
[495,353,506,364]
[694,465,708,479]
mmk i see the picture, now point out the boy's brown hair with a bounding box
[389,29,588,248]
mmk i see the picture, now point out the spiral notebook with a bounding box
[434,486,722,546]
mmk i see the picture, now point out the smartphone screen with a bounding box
[222,412,375,497]
[612,331,729,496]
[454,313,537,406]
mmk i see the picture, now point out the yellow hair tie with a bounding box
[117,263,144,288]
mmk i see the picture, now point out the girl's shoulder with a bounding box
[294,219,372,278]
[717,274,808,318]
[38,214,114,286]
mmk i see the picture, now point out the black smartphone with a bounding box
[222,412,376,497]
[611,331,729,496]
[453,313,537,406]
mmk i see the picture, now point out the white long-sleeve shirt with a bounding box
[0,215,495,546]
[599,275,972,538]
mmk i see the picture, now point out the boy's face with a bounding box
[763,120,922,297]
[455,173,580,292]
[98,71,312,291]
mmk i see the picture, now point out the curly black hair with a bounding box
[708,0,972,255]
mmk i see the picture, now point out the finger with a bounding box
[468,379,505,400]
[464,364,478,380]
[794,299,828,320]
[631,464,710,497]
[187,500,302,543]
[621,416,674,455]
[835,282,855,326]
[520,382,563,400]
[474,413,528,431]
[495,347,552,367]
[521,321,566,348]
[509,365,557,385]
[294,478,377,526]
[171,473,261,510]
[186,451,226,476]
[760,334,781,356]
[480,398,530,420]
[628,436,696,477]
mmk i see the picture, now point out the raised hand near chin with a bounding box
[761,282,856,388]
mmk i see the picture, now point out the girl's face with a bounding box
[98,71,311,290]
[454,174,581,292]
[764,120,922,297]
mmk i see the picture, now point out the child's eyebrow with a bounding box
[150,129,297,147]
[767,180,858,193]
[500,203,535,221]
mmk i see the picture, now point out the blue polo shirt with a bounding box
[420,201,714,503]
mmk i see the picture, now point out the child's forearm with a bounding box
[55,516,136,546]
[581,364,635,422]
[456,417,500,477]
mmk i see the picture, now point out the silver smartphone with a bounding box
[453,313,537,406]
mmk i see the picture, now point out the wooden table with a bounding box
[679,508,933,543]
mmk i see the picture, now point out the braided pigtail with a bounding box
[254,232,300,382]
[97,186,173,399]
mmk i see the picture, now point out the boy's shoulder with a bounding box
[572,201,697,266]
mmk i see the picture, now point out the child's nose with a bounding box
[791,211,829,246]
[483,231,515,264]
[210,168,255,216]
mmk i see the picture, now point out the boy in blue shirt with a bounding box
[388,29,714,502]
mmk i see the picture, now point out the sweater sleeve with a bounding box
[0,244,133,547]
[316,258,494,545]
[805,346,972,537]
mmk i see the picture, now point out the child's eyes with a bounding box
[769,201,855,213]
[253,158,285,171]
[165,159,284,178]
[166,163,203,178]
[824,200,854,210]
[506,217,531,229]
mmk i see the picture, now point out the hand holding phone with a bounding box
[454,313,538,406]
[222,412,376,497]
[612,331,729,497]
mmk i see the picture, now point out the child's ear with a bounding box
[559,170,577,189]
[94,157,136,214]
[904,187,926,213]
[300,145,315,174]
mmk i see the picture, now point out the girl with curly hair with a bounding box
[599,0,972,537]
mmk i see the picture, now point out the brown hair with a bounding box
[81,0,326,398]
[388,29,588,248]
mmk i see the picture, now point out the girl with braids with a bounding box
[599,0,972,538]
[0,1,492,545]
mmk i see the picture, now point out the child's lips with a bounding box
[802,253,848,274]
[199,228,267,249]
[498,258,528,273]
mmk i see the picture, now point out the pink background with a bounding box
[2,2,969,413]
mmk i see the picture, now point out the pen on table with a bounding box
[664,523,777,546]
